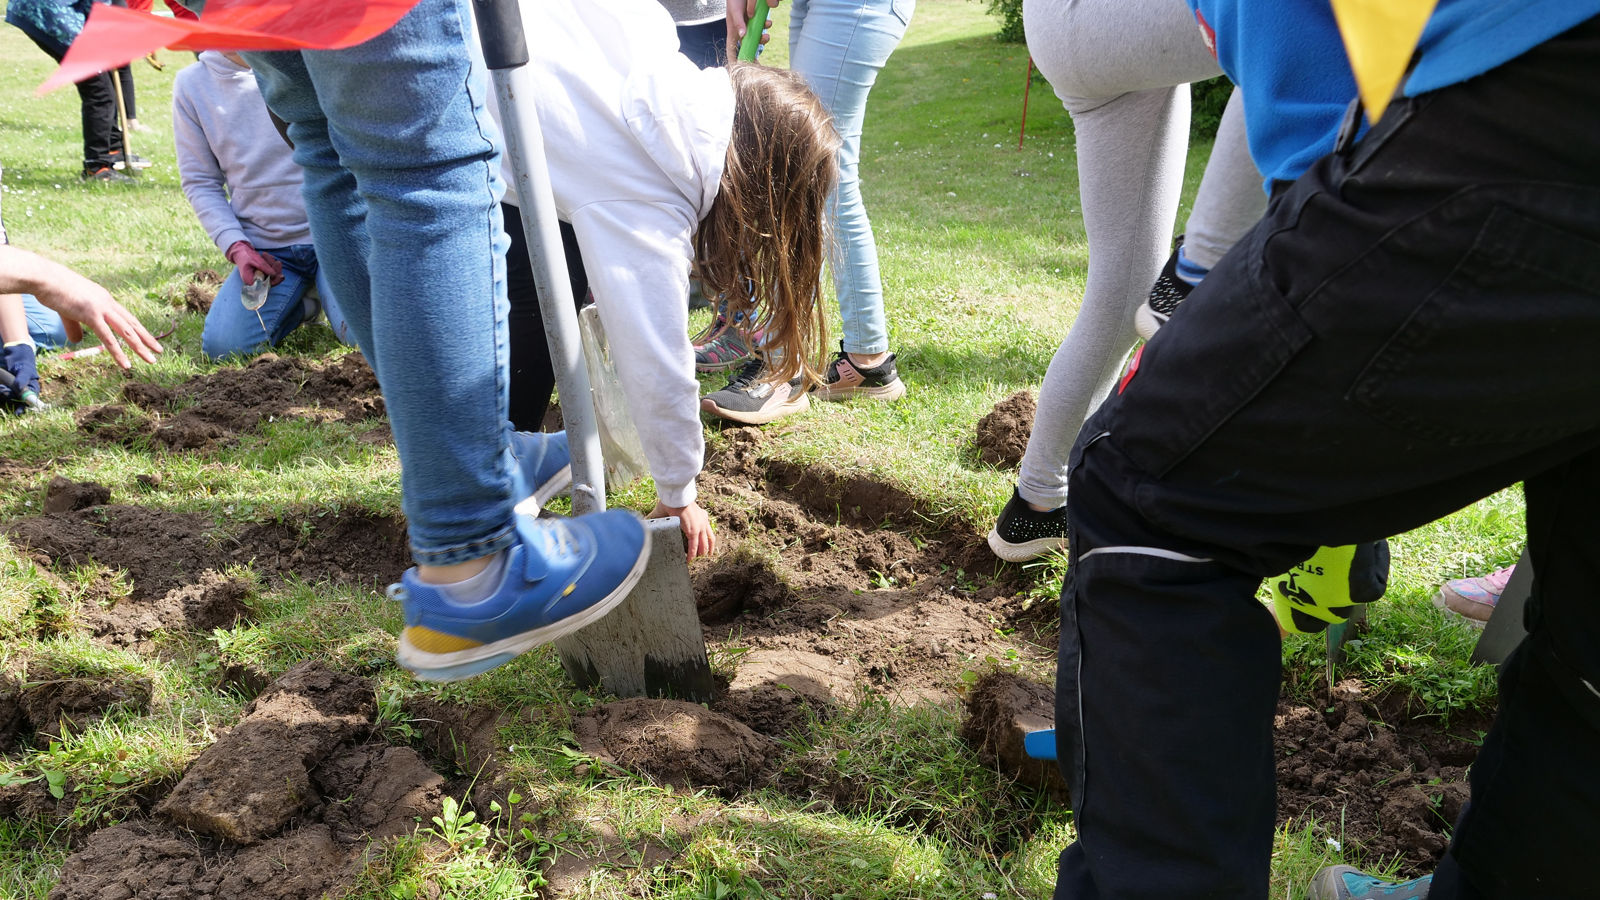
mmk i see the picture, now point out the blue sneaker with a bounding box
[1310,865,1432,900]
[391,510,650,682]
[510,430,571,514]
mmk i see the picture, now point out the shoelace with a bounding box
[723,357,766,391]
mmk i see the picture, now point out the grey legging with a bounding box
[1016,0,1264,509]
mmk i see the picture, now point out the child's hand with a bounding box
[225,240,285,287]
[649,500,717,561]
[28,265,163,368]
[726,0,779,63]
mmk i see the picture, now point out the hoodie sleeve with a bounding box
[567,199,703,509]
[172,73,248,254]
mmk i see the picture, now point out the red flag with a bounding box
[40,0,424,94]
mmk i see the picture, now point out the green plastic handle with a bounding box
[737,0,770,61]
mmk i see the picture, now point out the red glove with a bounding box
[225,241,284,286]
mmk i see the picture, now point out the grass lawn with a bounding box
[0,2,1520,898]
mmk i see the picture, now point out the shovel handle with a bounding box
[737,0,770,61]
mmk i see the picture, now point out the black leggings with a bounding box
[504,203,587,432]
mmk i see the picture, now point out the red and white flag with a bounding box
[40,0,424,94]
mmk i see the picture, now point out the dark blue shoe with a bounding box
[1310,866,1431,900]
[391,510,649,682]
[510,430,571,514]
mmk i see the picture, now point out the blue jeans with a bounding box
[20,295,68,349]
[789,0,913,355]
[201,243,350,361]
[245,0,517,566]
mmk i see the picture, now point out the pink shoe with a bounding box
[1433,565,1514,624]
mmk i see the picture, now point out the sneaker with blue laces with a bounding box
[509,430,572,514]
[1309,865,1432,900]
[392,510,651,682]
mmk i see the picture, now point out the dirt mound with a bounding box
[974,390,1035,468]
[83,572,255,650]
[42,477,110,514]
[691,550,799,624]
[575,698,775,793]
[693,430,1030,710]
[76,354,384,452]
[52,662,445,900]
[715,648,855,737]
[1275,684,1474,877]
[3,505,406,612]
[960,671,1067,797]
[18,662,153,742]
[158,661,377,843]
[233,510,409,588]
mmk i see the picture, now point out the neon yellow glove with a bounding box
[1268,542,1389,635]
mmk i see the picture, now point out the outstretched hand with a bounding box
[649,500,717,562]
[725,0,779,63]
[10,250,163,369]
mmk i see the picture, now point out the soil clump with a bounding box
[42,477,111,514]
[574,698,775,793]
[50,661,445,900]
[974,390,1035,468]
[960,671,1068,797]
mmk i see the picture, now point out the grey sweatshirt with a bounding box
[172,52,313,253]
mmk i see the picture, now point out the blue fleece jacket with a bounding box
[1187,0,1600,188]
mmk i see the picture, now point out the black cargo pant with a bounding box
[1053,17,1600,900]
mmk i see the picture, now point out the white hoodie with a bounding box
[172,51,313,253]
[501,0,734,509]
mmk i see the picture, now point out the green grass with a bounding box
[0,2,1519,898]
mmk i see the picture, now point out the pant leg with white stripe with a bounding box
[1050,18,1600,898]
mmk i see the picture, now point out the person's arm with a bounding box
[0,294,30,345]
[172,75,249,255]
[569,201,716,560]
[0,245,161,368]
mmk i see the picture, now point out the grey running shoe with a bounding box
[700,358,809,425]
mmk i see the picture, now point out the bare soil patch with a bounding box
[8,398,1489,890]
[75,353,384,452]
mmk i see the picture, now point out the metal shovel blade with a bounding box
[554,516,715,703]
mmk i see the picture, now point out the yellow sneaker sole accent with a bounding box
[402,626,484,654]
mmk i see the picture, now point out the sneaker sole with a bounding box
[1134,304,1168,341]
[987,528,1067,563]
[511,464,573,517]
[700,391,810,426]
[397,529,653,682]
[812,378,907,403]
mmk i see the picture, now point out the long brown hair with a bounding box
[695,62,841,388]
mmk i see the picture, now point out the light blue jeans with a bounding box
[245,0,518,566]
[789,0,913,356]
[20,294,68,349]
[201,243,351,361]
